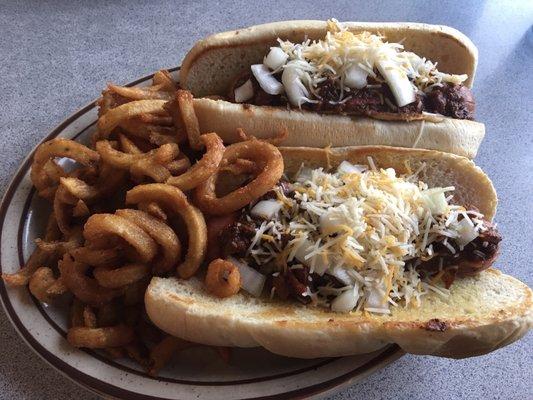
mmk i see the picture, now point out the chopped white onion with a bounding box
[455,218,478,247]
[344,65,368,89]
[281,66,310,107]
[251,64,284,95]
[228,257,266,297]
[331,286,359,312]
[264,47,289,71]
[234,79,254,103]
[294,239,314,264]
[330,267,353,286]
[295,166,313,183]
[337,161,367,175]
[364,283,389,312]
[422,189,448,215]
[251,200,282,219]
[376,54,416,107]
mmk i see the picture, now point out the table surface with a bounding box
[1,1,532,399]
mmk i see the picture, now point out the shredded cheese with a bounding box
[243,159,486,314]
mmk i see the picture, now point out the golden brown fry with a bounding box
[115,209,181,274]
[83,214,158,263]
[45,277,68,296]
[93,263,150,289]
[72,199,90,217]
[195,140,284,215]
[138,202,167,221]
[165,157,190,176]
[2,246,57,287]
[152,70,176,92]
[126,184,207,279]
[138,113,173,126]
[118,133,143,154]
[176,90,202,150]
[30,139,100,200]
[35,230,83,256]
[108,84,174,100]
[70,298,85,328]
[83,306,98,328]
[148,336,193,376]
[220,158,259,175]
[97,100,168,139]
[130,158,171,183]
[53,184,79,235]
[59,253,120,306]
[28,267,63,303]
[67,325,135,348]
[205,259,241,298]
[70,246,122,267]
[166,133,224,191]
[120,119,176,145]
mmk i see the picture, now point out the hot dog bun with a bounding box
[145,146,532,358]
[181,21,485,158]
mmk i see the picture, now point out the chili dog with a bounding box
[180,20,485,157]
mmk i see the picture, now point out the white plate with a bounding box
[0,67,403,400]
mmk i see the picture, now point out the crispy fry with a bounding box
[83,306,98,328]
[83,214,158,263]
[130,158,171,183]
[70,246,123,267]
[138,202,167,221]
[59,253,120,306]
[2,247,56,286]
[28,267,63,303]
[165,156,191,176]
[30,139,100,200]
[53,184,79,235]
[70,298,85,328]
[118,133,143,154]
[108,84,173,100]
[148,336,193,376]
[176,90,202,150]
[138,113,173,126]
[97,99,168,139]
[220,158,259,175]
[72,199,90,217]
[205,259,241,298]
[67,325,135,348]
[152,70,177,92]
[93,263,150,289]
[195,140,284,215]
[166,133,224,191]
[115,209,181,274]
[97,302,119,327]
[126,184,207,279]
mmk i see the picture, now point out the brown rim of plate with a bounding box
[0,66,403,400]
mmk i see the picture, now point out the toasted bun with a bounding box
[180,21,483,158]
[146,269,532,359]
[193,98,485,158]
[143,146,530,359]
